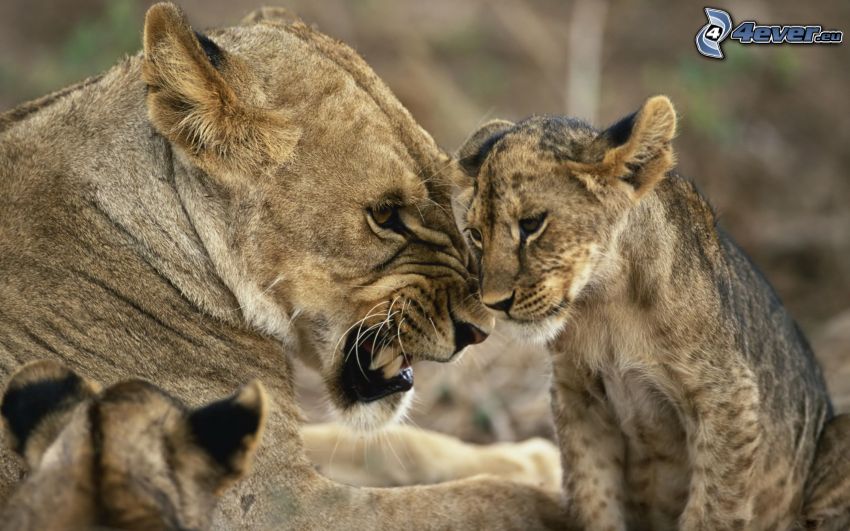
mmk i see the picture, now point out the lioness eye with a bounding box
[519,213,547,239]
[369,205,403,232]
[466,227,483,248]
[372,206,393,225]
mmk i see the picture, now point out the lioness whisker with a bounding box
[332,301,390,365]
[420,196,452,217]
[407,298,437,341]
[223,273,287,315]
[321,423,346,478]
[396,317,408,362]
[427,316,439,339]
[350,304,405,379]
[380,427,407,473]
[372,296,400,355]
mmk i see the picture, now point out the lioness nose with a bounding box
[483,291,515,314]
[454,321,489,352]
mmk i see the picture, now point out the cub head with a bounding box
[0,360,266,531]
[456,96,677,341]
[140,3,492,430]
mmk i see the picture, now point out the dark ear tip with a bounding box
[4,361,80,396]
[189,381,267,472]
[599,95,678,150]
[1,361,93,453]
[234,380,268,430]
[602,111,638,148]
[194,31,225,68]
[457,119,515,177]
[458,154,486,177]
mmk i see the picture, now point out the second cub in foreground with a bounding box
[456,96,848,529]
[0,361,266,530]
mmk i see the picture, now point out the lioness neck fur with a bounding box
[0,3,565,529]
[457,96,848,530]
[0,361,266,531]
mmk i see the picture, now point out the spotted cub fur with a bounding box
[456,96,849,530]
[0,360,266,531]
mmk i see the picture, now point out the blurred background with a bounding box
[1,0,848,442]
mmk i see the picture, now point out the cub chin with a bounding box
[0,360,266,531]
[456,96,848,530]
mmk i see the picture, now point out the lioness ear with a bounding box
[142,3,299,175]
[189,380,267,488]
[1,361,99,468]
[591,95,677,198]
[456,119,515,178]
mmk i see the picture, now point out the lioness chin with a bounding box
[0,3,567,529]
[456,96,850,530]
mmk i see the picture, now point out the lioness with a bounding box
[0,3,564,529]
[0,360,266,530]
[455,96,850,529]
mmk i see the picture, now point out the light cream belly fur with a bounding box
[600,368,691,530]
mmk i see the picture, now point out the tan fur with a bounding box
[0,4,566,528]
[458,96,844,530]
[303,423,561,490]
[0,361,266,530]
[803,414,850,530]
[142,5,300,176]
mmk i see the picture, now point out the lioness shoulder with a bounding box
[0,3,568,529]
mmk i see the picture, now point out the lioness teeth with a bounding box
[381,355,405,379]
[369,345,398,371]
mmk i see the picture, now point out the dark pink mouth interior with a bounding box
[340,329,413,404]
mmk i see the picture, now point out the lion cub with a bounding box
[0,360,266,531]
[456,96,849,530]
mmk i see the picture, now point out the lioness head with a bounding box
[456,96,677,341]
[0,360,266,530]
[140,4,492,429]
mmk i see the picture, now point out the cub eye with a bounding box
[466,227,483,249]
[369,205,403,232]
[519,213,547,239]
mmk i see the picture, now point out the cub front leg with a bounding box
[678,363,762,530]
[552,359,627,531]
[803,414,850,530]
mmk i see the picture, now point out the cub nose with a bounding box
[453,321,489,353]
[483,291,515,314]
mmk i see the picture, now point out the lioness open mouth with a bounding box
[340,327,413,404]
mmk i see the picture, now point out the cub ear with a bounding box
[591,95,677,198]
[188,380,267,488]
[142,3,299,175]
[456,119,515,178]
[0,361,99,467]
